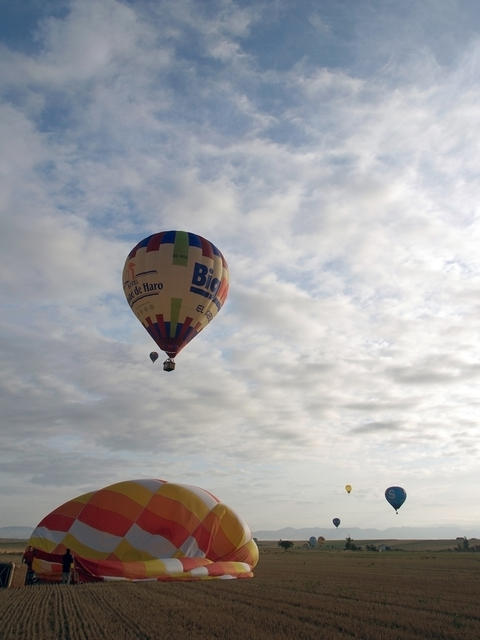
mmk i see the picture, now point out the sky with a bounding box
[1,0,480,538]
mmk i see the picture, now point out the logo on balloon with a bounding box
[124,278,164,307]
[190,262,221,299]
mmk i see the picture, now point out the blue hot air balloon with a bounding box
[385,486,406,514]
[332,517,341,528]
[308,536,317,548]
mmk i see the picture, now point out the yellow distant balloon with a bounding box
[345,484,352,494]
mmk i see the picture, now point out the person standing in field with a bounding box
[22,546,36,585]
[61,549,74,584]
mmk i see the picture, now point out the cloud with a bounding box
[350,421,404,435]
[1,0,156,86]
[386,356,480,385]
[1,0,480,531]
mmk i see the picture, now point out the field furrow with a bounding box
[1,550,480,639]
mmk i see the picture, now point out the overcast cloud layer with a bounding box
[1,0,480,535]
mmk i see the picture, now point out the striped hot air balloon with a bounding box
[123,231,229,371]
[28,479,258,582]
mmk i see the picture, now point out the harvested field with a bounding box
[1,548,480,639]
[0,540,26,562]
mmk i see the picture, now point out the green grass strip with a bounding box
[172,230,189,266]
[170,298,182,337]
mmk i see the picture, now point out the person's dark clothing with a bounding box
[62,551,73,572]
[22,549,34,569]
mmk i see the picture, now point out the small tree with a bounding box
[344,536,361,551]
[278,540,294,551]
[455,537,470,552]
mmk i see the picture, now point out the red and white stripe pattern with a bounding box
[29,479,258,582]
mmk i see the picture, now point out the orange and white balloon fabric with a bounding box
[28,479,258,582]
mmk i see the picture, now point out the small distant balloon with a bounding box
[385,486,407,514]
[317,536,325,545]
[345,484,352,494]
[150,352,159,363]
[308,536,317,548]
[332,517,341,528]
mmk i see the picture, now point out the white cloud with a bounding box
[1,0,480,533]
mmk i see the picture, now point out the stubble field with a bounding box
[1,542,480,639]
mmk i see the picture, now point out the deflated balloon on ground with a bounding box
[27,479,258,582]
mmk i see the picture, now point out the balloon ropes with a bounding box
[385,486,407,514]
[123,231,229,371]
[27,479,258,582]
[345,484,352,494]
[332,517,341,528]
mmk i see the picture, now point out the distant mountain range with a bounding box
[2,524,479,542]
[253,525,480,540]
[0,526,33,539]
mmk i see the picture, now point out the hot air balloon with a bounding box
[385,486,407,514]
[317,536,325,546]
[345,484,352,494]
[308,536,317,548]
[149,351,159,363]
[27,479,258,583]
[123,231,229,371]
[332,518,341,528]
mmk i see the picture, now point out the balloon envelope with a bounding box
[123,231,229,360]
[385,486,407,513]
[27,479,257,582]
[332,518,341,528]
[149,351,159,363]
[308,536,317,548]
[345,484,352,494]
